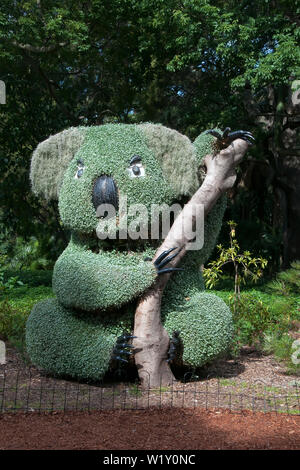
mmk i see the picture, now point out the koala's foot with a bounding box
[206,127,255,148]
[111,332,136,363]
[26,298,133,382]
[162,292,234,369]
[167,330,181,363]
[154,247,183,275]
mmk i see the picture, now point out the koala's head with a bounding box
[30,123,215,238]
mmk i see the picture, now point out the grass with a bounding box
[0,284,54,353]
[2,285,54,310]
[0,270,299,375]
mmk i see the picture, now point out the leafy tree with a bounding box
[0,0,299,264]
[203,221,268,310]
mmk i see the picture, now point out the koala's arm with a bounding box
[52,236,157,312]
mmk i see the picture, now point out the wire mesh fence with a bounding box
[1,365,299,415]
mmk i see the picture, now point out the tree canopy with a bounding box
[0,0,299,266]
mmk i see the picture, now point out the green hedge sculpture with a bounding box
[26,123,233,381]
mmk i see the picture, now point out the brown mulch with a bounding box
[0,408,299,450]
[1,346,300,450]
[2,346,300,414]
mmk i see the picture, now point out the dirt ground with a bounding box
[2,345,300,413]
[0,408,299,450]
[1,346,300,450]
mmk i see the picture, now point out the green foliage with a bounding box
[1,0,299,247]
[231,29,300,90]
[0,0,298,378]
[0,283,51,343]
[0,272,23,295]
[163,292,234,368]
[0,0,298,275]
[58,124,176,234]
[0,254,24,295]
[26,119,232,377]
[203,221,268,302]
[217,189,284,275]
[30,127,86,200]
[209,281,300,354]
[4,285,54,311]
[2,269,53,287]
[193,130,220,161]
[140,123,199,197]
[26,298,132,381]
[230,293,272,346]
[262,332,300,376]
[0,284,54,354]
[4,236,54,271]
[0,300,26,342]
[266,261,300,296]
[53,235,157,311]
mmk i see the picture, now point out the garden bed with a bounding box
[1,345,299,414]
[0,408,299,450]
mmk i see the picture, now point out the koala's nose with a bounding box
[92,175,119,212]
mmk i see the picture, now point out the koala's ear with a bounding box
[138,123,199,197]
[30,127,86,200]
[193,128,221,165]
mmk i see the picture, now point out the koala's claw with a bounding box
[111,332,136,364]
[113,349,132,356]
[115,343,134,349]
[154,247,183,275]
[227,130,255,145]
[166,331,181,363]
[113,356,128,363]
[206,128,255,148]
[116,334,137,343]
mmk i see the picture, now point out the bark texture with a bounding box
[133,138,250,388]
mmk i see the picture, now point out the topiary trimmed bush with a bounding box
[26,298,133,381]
[163,293,233,367]
[26,123,233,381]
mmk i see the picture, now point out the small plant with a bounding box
[262,331,300,376]
[267,261,300,296]
[230,292,272,347]
[203,221,268,312]
[0,299,27,345]
[6,236,53,271]
[128,383,142,397]
[0,254,24,295]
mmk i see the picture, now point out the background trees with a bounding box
[0,0,299,269]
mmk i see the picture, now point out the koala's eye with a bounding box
[128,155,145,178]
[75,159,85,179]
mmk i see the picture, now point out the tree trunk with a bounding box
[133,138,251,388]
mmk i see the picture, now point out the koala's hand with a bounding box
[153,247,183,275]
[206,127,255,149]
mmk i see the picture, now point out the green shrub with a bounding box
[230,293,272,346]
[4,236,54,271]
[2,269,53,287]
[262,331,300,375]
[0,299,27,344]
[0,254,25,295]
[163,293,234,368]
[266,261,300,296]
[26,298,132,381]
[0,285,54,355]
[5,285,54,310]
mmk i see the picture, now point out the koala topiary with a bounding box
[26,123,238,381]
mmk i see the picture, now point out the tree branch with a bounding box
[133,138,250,388]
